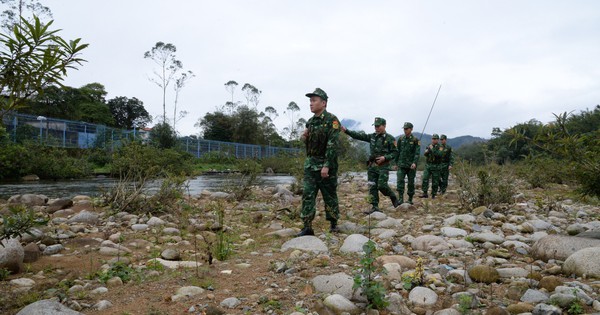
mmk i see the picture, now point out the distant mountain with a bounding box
[340,118,361,130]
[402,132,487,155]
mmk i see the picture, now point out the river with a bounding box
[0,174,297,199]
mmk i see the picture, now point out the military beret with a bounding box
[305,88,328,101]
[403,122,413,129]
[432,134,439,139]
[373,117,386,126]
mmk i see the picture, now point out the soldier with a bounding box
[297,88,341,237]
[438,134,454,195]
[420,134,443,199]
[395,122,420,205]
[342,117,400,214]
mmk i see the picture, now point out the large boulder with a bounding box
[8,194,48,207]
[0,238,24,273]
[531,235,600,261]
[563,247,600,277]
[16,299,83,315]
[411,235,450,252]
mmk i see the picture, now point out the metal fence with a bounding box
[2,112,300,159]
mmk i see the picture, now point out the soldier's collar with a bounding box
[314,110,328,118]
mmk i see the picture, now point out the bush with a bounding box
[515,156,573,188]
[0,143,30,179]
[25,145,93,179]
[454,161,516,209]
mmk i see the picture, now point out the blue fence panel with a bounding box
[2,112,301,158]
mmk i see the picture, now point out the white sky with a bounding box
[38,0,600,138]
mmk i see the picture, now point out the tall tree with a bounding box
[172,70,193,132]
[0,0,51,31]
[107,96,152,129]
[0,16,88,123]
[223,80,239,114]
[241,83,261,108]
[143,42,182,123]
[283,101,301,140]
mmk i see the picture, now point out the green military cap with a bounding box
[432,134,439,139]
[440,134,447,140]
[403,122,413,129]
[305,88,328,101]
[373,117,386,126]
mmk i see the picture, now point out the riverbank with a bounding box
[2,174,600,314]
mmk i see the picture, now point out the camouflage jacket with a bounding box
[303,110,340,171]
[395,134,420,168]
[344,130,397,166]
[424,143,444,164]
[439,144,454,166]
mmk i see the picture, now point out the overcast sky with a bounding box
[38,0,600,139]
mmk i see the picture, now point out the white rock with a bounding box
[323,294,359,314]
[408,286,438,306]
[340,234,370,253]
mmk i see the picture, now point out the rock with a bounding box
[531,235,600,261]
[146,217,166,226]
[46,198,73,213]
[472,206,488,215]
[339,234,370,253]
[148,258,202,269]
[21,175,39,181]
[16,299,83,315]
[323,294,360,314]
[162,227,180,235]
[520,289,548,303]
[93,300,113,311]
[441,227,467,238]
[486,306,509,315]
[281,236,328,253]
[265,228,299,238]
[10,277,35,288]
[161,248,181,260]
[411,235,450,252]
[467,265,499,284]
[531,303,561,315]
[0,238,24,273]
[576,229,600,239]
[172,286,205,302]
[376,255,416,269]
[566,224,586,236]
[220,297,241,308]
[433,309,461,315]
[553,285,593,305]
[90,287,108,295]
[497,267,529,278]
[131,224,149,231]
[22,243,40,263]
[443,214,476,226]
[469,232,504,244]
[67,210,98,225]
[8,194,48,206]
[408,286,438,307]
[563,247,600,277]
[312,272,355,300]
[106,277,123,287]
[506,302,534,314]
[382,263,402,281]
[43,244,64,255]
[539,276,562,292]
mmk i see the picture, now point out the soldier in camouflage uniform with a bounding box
[342,117,399,214]
[395,122,420,205]
[420,134,443,199]
[297,88,341,237]
[438,134,454,195]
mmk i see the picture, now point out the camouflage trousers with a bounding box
[367,165,397,208]
[439,163,450,194]
[396,166,416,201]
[422,163,441,197]
[300,168,339,227]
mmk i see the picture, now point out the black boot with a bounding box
[296,226,314,237]
[390,195,400,208]
[363,206,380,215]
[329,221,340,233]
[419,193,429,198]
[408,195,414,205]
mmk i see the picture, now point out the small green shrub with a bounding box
[454,161,516,209]
[97,262,136,283]
[353,240,388,310]
[0,268,11,280]
[1,205,48,245]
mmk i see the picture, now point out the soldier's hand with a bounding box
[428,144,433,149]
[320,166,330,178]
[341,126,347,133]
[393,165,398,171]
[448,165,452,171]
[410,163,416,170]
[375,156,385,165]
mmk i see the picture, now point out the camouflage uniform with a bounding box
[395,122,420,204]
[301,97,340,230]
[438,134,454,194]
[344,117,398,211]
[421,134,443,198]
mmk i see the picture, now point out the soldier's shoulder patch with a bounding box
[332,120,339,129]
[417,140,421,146]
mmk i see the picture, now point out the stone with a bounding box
[93,300,113,311]
[443,214,476,226]
[281,236,328,253]
[312,272,355,300]
[486,306,509,315]
[339,234,370,253]
[67,210,99,225]
[43,244,64,255]
[161,248,181,260]
[469,232,504,244]
[433,309,461,315]
[506,302,534,314]
[46,198,73,213]
[408,286,438,306]
[531,303,561,315]
[0,238,24,273]
[441,227,467,238]
[8,194,48,207]
[563,247,600,277]
[22,243,40,263]
[16,299,83,315]
[531,235,600,261]
[220,297,241,308]
[520,289,548,304]
[539,276,562,292]
[265,228,298,238]
[323,294,360,314]
[467,265,499,284]
[376,255,416,269]
[497,267,529,279]
[146,217,166,226]
[149,258,202,269]
[411,235,450,252]
[172,286,205,302]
